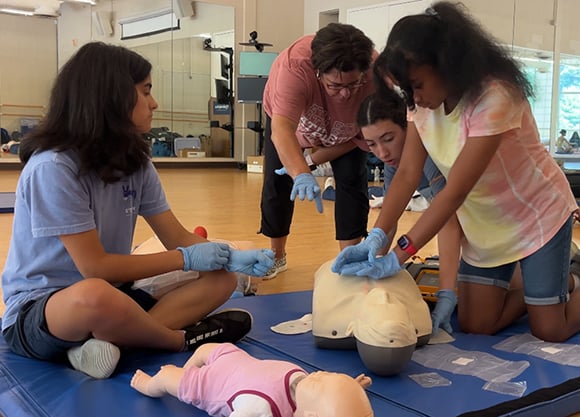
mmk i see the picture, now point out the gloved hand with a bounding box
[331,228,388,273]
[337,251,402,280]
[274,166,288,176]
[290,173,323,213]
[431,289,457,335]
[340,251,401,279]
[177,242,230,271]
[225,249,275,277]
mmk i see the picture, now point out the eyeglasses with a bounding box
[318,72,367,92]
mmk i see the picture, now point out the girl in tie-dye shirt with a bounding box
[335,1,580,342]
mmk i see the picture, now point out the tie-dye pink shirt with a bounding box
[263,35,374,150]
[411,79,576,267]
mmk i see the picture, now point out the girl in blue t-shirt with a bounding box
[2,42,273,380]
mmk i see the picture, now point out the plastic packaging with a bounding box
[408,372,452,388]
[132,270,200,298]
[483,380,527,397]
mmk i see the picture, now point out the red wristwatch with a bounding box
[397,234,418,256]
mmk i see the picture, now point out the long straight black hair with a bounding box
[20,42,152,183]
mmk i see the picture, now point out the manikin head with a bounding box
[294,371,374,417]
[347,288,418,376]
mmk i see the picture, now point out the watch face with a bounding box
[398,235,410,249]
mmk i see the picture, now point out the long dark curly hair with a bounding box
[373,1,533,110]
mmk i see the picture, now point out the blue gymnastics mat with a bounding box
[0,192,15,213]
[1,291,580,417]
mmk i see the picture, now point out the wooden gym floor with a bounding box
[0,165,440,316]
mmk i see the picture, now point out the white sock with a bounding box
[67,338,121,379]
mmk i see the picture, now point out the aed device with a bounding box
[404,257,443,303]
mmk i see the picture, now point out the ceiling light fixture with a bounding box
[0,8,34,16]
[65,0,97,5]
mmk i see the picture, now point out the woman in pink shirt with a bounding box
[259,23,375,278]
[333,2,580,342]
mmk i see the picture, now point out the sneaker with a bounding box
[230,273,256,298]
[324,176,335,191]
[263,255,287,280]
[67,338,121,379]
[183,308,253,351]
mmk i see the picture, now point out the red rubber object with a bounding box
[194,226,208,238]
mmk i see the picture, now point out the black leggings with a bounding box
[259,115,369,241]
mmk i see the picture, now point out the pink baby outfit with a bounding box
[177,343,307,417]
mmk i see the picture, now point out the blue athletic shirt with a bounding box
[1,149,170,331]
[383,156,445,201]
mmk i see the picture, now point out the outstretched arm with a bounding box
[431,214,462,333]
[270,114,309,179]
[132,343,221,398]
[331,123,424,274]
[309,141,357,165]
[131,365,184,398]
[374,122,426,238]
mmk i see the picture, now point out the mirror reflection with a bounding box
[119,1,235,159]
[0,0,235,161]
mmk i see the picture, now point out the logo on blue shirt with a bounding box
[122,185,137,200]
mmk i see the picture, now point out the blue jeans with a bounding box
[458,217,572,305]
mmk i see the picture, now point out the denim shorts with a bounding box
[457,216,572,306]
[2,283,157,361]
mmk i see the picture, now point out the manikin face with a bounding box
[362,119,406,167]
[406,64,448,110]
[131,74,158,134]
[318,69,367,103]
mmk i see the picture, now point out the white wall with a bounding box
[305,0,578,54]
[346,0,429,52]
[0,14,57,133]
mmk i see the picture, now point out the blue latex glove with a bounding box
[431,289,457,334]
[290,173,323,213]
[274,166,288,176]
[338,251,402,279]
[225,249,275,277]
[331,228,388,273]
[177,242,230,271]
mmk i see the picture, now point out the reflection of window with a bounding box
[513,47,554,145]
[559,57,580,138]
[513,47,580,157]
[119,9,179,40]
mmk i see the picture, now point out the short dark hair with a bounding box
[311,23,374,74]
[357,91,407,131]
[374,1,533,110]
[20,42,152,183]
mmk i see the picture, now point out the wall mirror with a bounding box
[119,1,235,159]
[0,0,235,161]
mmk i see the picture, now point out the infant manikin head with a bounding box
[347,288,417,376]
[293,371,373,417]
